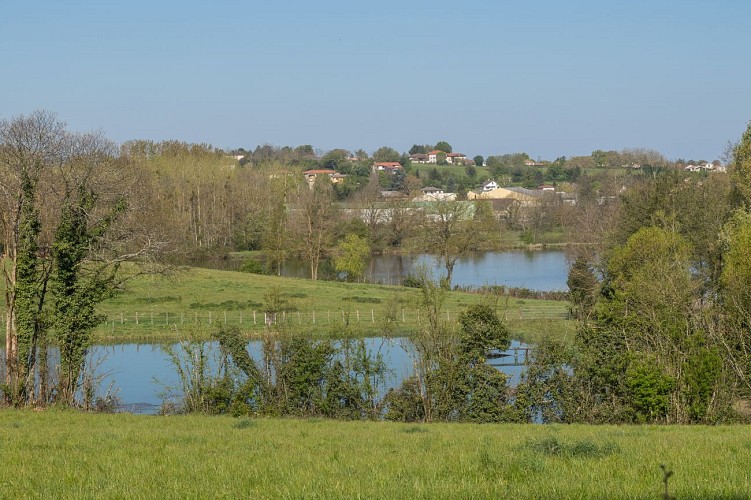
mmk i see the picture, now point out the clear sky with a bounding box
[2,0,749,161]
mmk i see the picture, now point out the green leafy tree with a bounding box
[434,141,452,153]
[730,121,751,207]
[52,187,127,404]
[334,233,370,281]
[473,155,483,167]
[320,149,349,170]
[372,146,401,163]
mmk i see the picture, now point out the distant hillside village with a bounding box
[232,141,725,210]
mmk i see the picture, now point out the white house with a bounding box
[481,180,499,192]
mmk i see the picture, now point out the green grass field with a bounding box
[86,267,572,343]
[2,409,749,498]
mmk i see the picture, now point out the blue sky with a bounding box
[2,0,749,161]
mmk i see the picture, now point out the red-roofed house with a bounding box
[427,150,444,163]
[372,162,403,174]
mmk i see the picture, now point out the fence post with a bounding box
[209,311,212,324]
[356,310,360,322]
[181,312,184,324]
[120,312,124,324]
[253,310,256,325]
[150,312,153,325]
[135,312,139,325]
[165,312,169,325]
[313,310,316,324]
[371,309,374,323]
[224,311,227,324]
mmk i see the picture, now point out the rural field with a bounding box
[2,409,749,498]
[75,266,573,344]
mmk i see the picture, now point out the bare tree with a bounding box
[290,177,337,280]
[420,199,477,287]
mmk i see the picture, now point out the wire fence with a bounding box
[0,303,569,339]
[86,303,569,336]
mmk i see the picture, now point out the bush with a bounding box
[240,258,268,274]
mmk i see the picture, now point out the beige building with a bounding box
[466,186,537,205]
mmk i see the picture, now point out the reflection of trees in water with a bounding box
[193,251,568,290]
[366,254,417,285]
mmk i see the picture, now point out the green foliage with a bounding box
[514,337,576,423]
[730,121,751,207]
[457,304,510,358]
[719,209,751,314]
[384,377,426,422]
[164,324,387,419]
[52,189,126,404]
[434,141,452,153]
[13,172,45,402]
[372,146,401,163]
[681,345,722,422]
[624,358,674,423]
[386,284,511,423]
[333,233,370,281]
[239,258,269,274]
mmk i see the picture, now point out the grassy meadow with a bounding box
[1,409,749,498]
[87,266,572,343]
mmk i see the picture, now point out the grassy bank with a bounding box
[89,267,572,343]
[1,409,749,498]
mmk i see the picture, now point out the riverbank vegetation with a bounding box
[2,409,750,498]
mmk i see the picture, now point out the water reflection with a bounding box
[91,338,529,414]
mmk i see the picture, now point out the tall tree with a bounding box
[730,121,751,207]
[0,112,164,406]
[420,200,477,287]
[291,177,337,280]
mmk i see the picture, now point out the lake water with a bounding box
[91,338,529,414]
[259,250,568,291]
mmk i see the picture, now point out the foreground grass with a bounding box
[1,410,749,498]
[91,267,571,343]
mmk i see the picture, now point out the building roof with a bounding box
[446,152,464,157]
[373,161,402,167]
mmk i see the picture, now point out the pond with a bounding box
[203,250,570,291]
[91,338,529,414]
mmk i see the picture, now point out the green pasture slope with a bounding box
[2,410,749,498]
[91,267,572,343]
